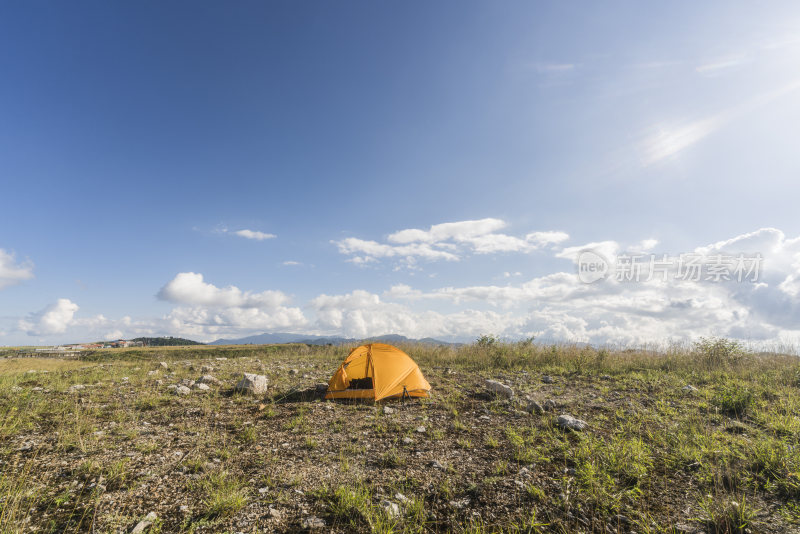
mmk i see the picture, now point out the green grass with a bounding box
[198,471,248,519]
[1,338,799,532]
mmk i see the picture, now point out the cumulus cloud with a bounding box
[369,227,800,345]
[13,227,800,347]
[335,218,569,266]
[19,299,79,336]
[158,272,290,308]
[310,289,520,340]
[233,229,276,241]
[156,272,306,339]
[0,249,34,290]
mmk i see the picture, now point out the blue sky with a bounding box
[2,2,800,346]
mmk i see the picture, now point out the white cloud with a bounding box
[104,330,125,341]
[282,261,301,266]
[525,231,570,247]
[335,218,570,266]
[155,272,307,339]
[556,240,620,264]
[19,299,79,336]
[641,115,723,166]
[12,228,800,347]
[387,218,507,244]
[233,229,276,241]
[695,55,748,75]
[370,227,800,345]
[0,249,34,290]
[640,80,800,166]
[158,272,290,308]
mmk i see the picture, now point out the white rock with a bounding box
[383,406,395,415]
[556,414,588,431]
[192,383,210,391]
[301,516,325,530]
[682,385,699,393]
[197,375,222,386]
[159,362,169,369]
[485,379,514,399]
[130,512,157,534]
[415,426,426,433]
[174,385,191,396]
[402,437,414,445]
[380,500,400,518]
[542,375,554,384]
[235,373,268,395]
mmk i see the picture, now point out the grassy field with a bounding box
[0,340,798,533]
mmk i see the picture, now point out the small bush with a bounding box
[694,337,746,368]
[713,385,754,417]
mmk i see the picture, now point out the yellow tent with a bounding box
[325,343,431,401]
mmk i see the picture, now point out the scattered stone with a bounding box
[200,365,214,373]
[402,437,414,445]
[526,400,544,414]
[542,375,554,384]
[430,460,446,470]
[268,507,282,519]
[289,369,299,375]
[601,374,612,380]
[179,505,190,514]
[68,384,85,393]
[485,379,514,399]
[178,378,195,388]
[159,362,169,370]
[192,383,210,391]
[301,515,325,530]
[394,492,409,503]
[449,499,469,509]
[543,399,557,411]
[235,373,269,395]
[415,426,427,433]
[556,414,588,431]
[196,375,221,386]
[130,512,158,534]
[174,385,191,396]
[258,487,269,494]
[147,370,158,376]
[383,406,395,415]
[380,500,400,518]
[682,385,699,393]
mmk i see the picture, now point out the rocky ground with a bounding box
[0,344,798,533]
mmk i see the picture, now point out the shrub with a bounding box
[713,384,754,417]
[694,337,746,368]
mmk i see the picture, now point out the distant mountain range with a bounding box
[209,332,458,346]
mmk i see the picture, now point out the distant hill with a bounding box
[132,337,203,346]
[209,332,456,346]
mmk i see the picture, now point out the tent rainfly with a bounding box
[325,343,431,401]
